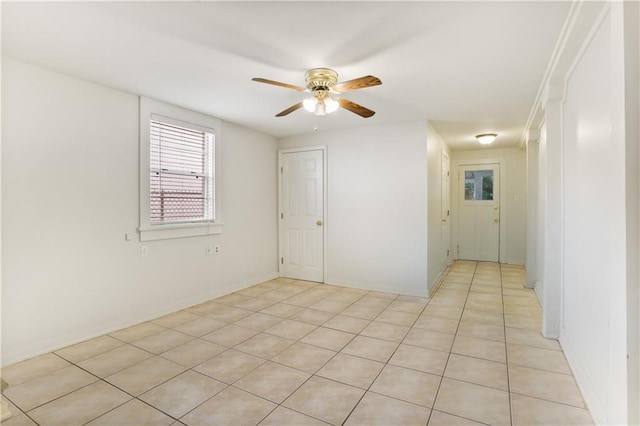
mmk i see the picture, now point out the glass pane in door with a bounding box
[464,170,494,200]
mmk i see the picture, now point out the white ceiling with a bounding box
[2,1,571,150]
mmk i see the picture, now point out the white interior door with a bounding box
[441,151,451,269]
[279,149,324,282]
[458,164,500,262]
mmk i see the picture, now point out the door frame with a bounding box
[451,156,508,264]
[441,150,451,269]
[278,146,328,282]
[458,163,501,262]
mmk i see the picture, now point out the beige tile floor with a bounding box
[1,261,595,425]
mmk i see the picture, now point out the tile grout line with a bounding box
[180,284,401,426]
[6,269,570,426]
[68,333,232,425]
[340,285,432,424]
[279,287,415,425]
[248,288,390,426]
[7,349,150,426]
[75,288,317,425]
[425,261,477,425]
[180,284,391,425]
[1,392,42,426]
[500,264,514,426]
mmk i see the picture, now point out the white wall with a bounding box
[535,123,547,304]
[1,58,279,365]
[558,4,639,423]
[426,123,451,293]
[540,109,564,339]
[278,121,429,297]
[525,132,539,289]
[450,147,527,265]
[525,2,640,423]
[626,2,640,422]
[560,12,624,422]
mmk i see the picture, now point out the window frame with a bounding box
[139,97,223,241]
[464,169,494,201]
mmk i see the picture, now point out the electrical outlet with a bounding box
[215,245,220,254]
[141,245,149,257]
[206,246,213,256]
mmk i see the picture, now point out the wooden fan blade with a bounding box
[333,75,382,93]
[252,77,305,92]
[276,102,303,117]
[337,98,375,118]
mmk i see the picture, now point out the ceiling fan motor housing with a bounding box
[305,68,338,92]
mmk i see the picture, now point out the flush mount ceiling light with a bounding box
[476,133,497,145]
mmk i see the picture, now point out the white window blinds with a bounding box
[150,117,214,224]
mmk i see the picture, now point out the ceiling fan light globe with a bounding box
[315,102,327,116]
[303,97,317,112]
[325,97,339,113]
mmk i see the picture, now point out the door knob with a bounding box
[494,218,499,223]
[316,220,323,226]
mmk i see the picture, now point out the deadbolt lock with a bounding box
[316,220,323,226]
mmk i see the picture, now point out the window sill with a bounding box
[138,222,223,242]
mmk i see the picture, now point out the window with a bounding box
[150,119,213,224]
[464,170,494,200]
[139,97,222,241]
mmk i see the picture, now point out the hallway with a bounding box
[1,262,593,425]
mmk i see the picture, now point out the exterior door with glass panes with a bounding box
[458,164,500,261]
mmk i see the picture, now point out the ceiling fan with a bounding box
[252,68,382,118]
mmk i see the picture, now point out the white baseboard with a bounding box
[560,332,605,425]
[324,278,428,298]
[533,280,544,306]
[428,272,445,298]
